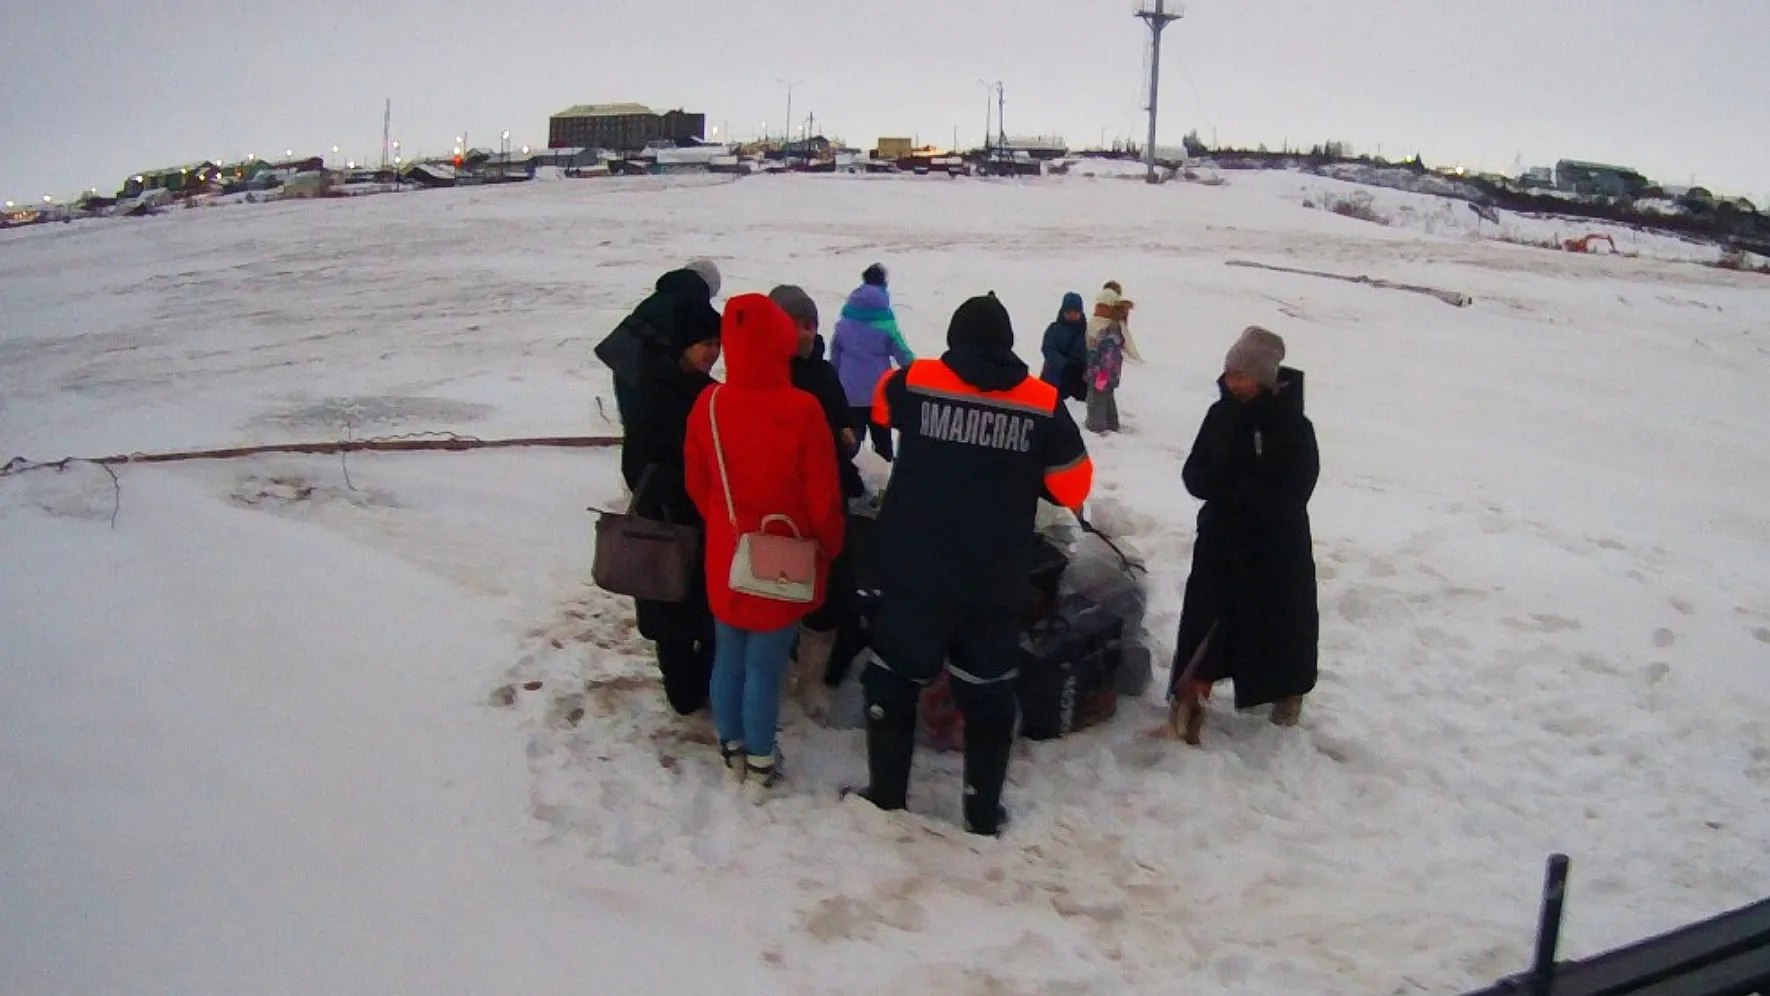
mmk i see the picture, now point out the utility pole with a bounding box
[1135,0,1184,184]
[381,99,391,170]
[977,79,997,161]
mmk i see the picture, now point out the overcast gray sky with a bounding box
[2,0,1765,203]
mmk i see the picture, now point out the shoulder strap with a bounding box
[709,387,738,526]
[628,464,657,513]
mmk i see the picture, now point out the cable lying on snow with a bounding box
[1,432,624,477]
[1,432,625,530]
[1225,259,1474,308]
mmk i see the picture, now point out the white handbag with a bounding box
[710,388,820,604]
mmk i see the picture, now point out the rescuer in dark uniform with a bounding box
[846,292,1094,836]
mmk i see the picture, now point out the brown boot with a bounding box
[1169,681,1208,746]
[792,626,839,722]
[1270,695,1303,727]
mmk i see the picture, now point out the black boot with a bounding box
[850,722,915,811]
[961,741,1013,836]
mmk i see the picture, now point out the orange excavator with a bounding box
[1562,233,1618,254]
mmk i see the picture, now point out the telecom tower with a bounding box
[1135,0,1184,184]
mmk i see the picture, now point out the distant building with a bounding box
[1001,135,1069,160]
[530,147,603,170]
[548,104,705,153]
[120,161,220,199]
[783,136,833,162]
[1519,165,1555,190]
[1554,159,1650,200]
[874,137,914,161]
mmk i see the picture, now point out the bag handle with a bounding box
[758,513,805,538]
[709,387,739,528]
[587,464,674,524]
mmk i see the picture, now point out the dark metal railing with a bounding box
[1456,855,1770,996]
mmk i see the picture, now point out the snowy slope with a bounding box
[3,172,1768,996]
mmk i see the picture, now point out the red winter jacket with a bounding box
[685,294,847,632]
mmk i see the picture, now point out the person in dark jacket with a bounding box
[770,284,866,720]
[846,292,1095,836]
[620,296,723,716]
[1168,326,1320,745]
[595,259,722,430]
[1038,291,1089,402]
[770,285,864,501]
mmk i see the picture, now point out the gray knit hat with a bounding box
[685,258,721,297]
[767,284,819,330]
[1224,325,1286,389]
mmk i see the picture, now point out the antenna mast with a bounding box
[1135,0,1184,184]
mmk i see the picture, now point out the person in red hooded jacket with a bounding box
[684,293,846,797]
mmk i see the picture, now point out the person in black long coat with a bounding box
[1168,326,1320,745]
[621,305,722,715]
[596,260,722,429]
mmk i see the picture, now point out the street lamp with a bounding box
[284,148,293,158]
[4,201,13,209]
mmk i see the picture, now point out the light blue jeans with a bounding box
[711,621,798,758]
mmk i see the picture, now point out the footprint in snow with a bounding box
[1502,613,1583,634]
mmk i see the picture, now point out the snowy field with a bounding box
[3,171,1769,996]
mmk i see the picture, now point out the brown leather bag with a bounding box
[589,467,700,603]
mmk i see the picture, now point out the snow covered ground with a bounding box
[3,172,1769,996]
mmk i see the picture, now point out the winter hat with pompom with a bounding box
[1223,325,1287,390]
[685,258,722,297]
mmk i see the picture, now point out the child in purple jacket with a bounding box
[829,263,915,461]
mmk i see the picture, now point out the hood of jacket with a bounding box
[843,283,892,317]
[721,293,797,390]
[943,292,1026,391]
[1217,365,1306,417]
[1057,291,1086,324]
